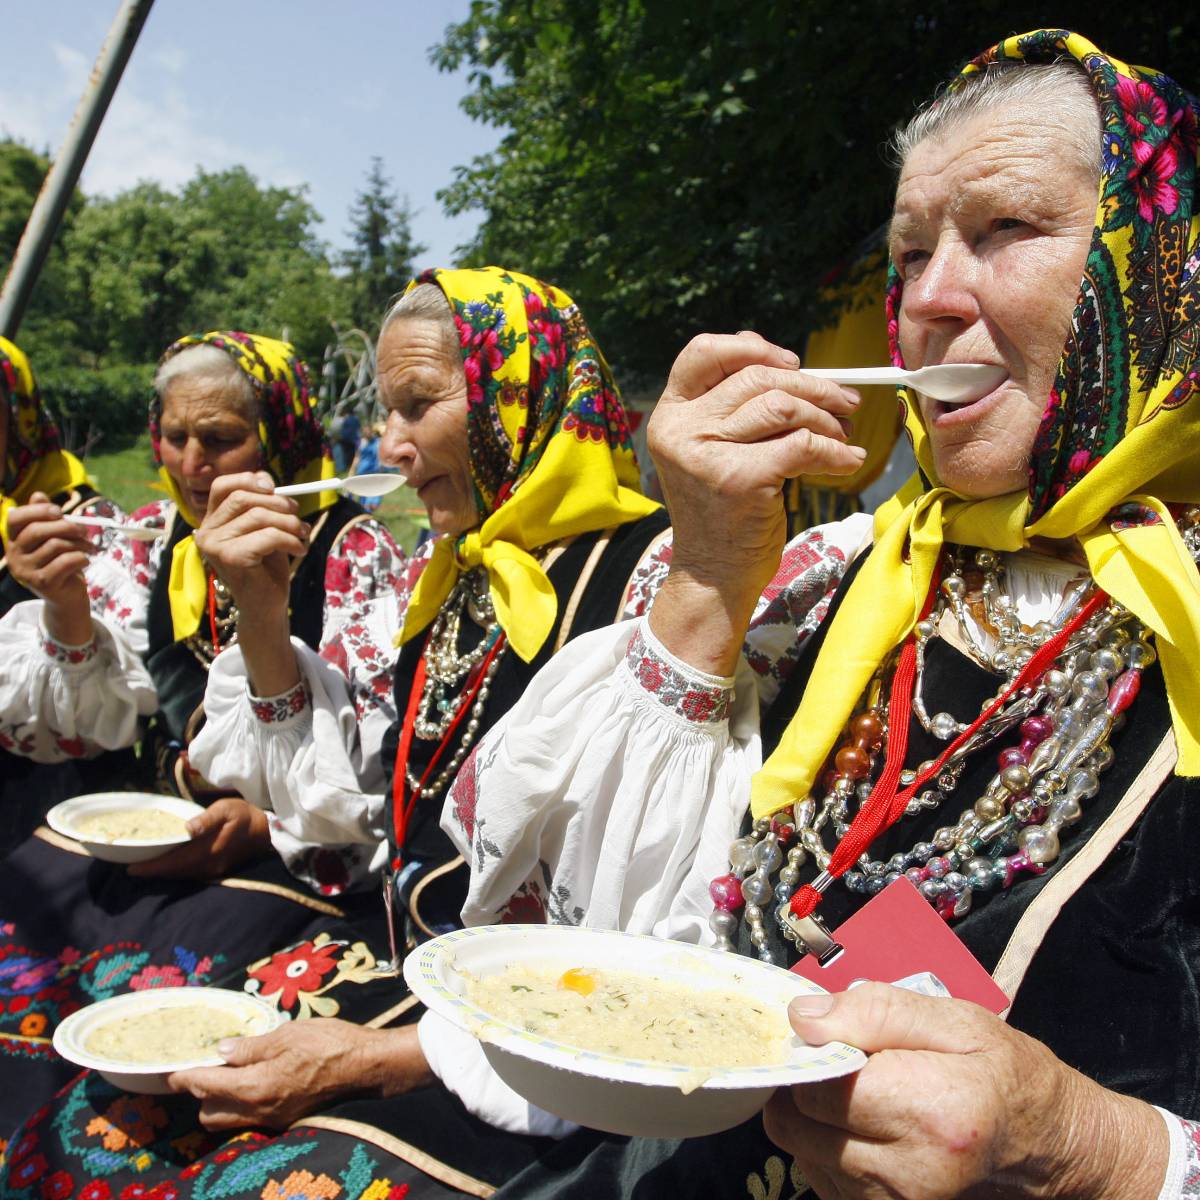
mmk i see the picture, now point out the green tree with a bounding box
[341,157,426,330]
[58,166,349,370]
[0,138,84,367]
[433,3,1200,385]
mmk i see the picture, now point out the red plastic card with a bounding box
[789,877,1010,1014]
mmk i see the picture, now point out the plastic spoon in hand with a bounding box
[274,473,406,499]
[64,515,166,542]
[799,364,1007,403]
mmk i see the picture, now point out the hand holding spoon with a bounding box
[799,364,1007,403]
[274,473,406,499]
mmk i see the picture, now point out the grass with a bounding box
[83,434,428,554]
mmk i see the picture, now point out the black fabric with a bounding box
[140,496,365,792]
[381,509,670,939]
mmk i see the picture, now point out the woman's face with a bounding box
[890,96,1099,498]
[158,375,261,518]
[377,318,476,537]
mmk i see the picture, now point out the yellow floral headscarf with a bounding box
[753,30,1200,820]
[0,337,91,545]
[400,267,661,662]
[151,331,337,641]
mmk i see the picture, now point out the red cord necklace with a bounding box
[389,632,506,872]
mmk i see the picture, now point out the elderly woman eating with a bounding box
[0,332,404,1128]
[390,31,1197,1200]
[0,336,122,829]
[0,268,670,1199]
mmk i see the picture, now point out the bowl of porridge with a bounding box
[404,925,865,1138]
[46,792,205,863]
[54,987,287,1093]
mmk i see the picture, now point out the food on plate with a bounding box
[84,1003,248,1063]
[73,807,190,843]
[465,964,793,1069]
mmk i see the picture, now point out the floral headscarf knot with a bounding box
[0,336,91,544]
[152,330,336,641]
[755,30,1200,820]
[400,266,658,663]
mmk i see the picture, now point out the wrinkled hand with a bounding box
[3,492,96,639]
[193,472,308,619]
[169,1020,431,1130]
[646,333,863,673]
[763,982,1166,1200]
[128,797,270,879]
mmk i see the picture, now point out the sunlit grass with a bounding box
[83,434,427,555]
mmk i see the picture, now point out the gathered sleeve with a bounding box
[189,521,417,894]
[0,497,163,762]
[440,512,871,939]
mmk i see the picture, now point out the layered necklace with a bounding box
[403,566,507,807]
[709,512,1200,965]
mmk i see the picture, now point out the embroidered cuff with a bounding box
[248,679,311,726]
[39,629,99,668]
[624,620,733,725]
[1154,1107,1200,1198]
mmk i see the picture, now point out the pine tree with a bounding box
[342,157,426,331]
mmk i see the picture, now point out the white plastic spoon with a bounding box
[274,473,406,499]
[64,515,166,542]
[799,364,1007,403]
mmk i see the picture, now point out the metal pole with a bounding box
[0,0,156,338]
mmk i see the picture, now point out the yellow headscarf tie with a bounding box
[151,332,337,641]
[753,31,1200,820]
[399,268,660,662]
[0,336,92,545]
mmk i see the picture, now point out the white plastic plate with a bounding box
[404,924,866,1138]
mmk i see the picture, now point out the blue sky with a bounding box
[1,0,499,266]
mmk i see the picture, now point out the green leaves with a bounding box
[432,2,1200,387]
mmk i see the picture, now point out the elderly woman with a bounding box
[0,332,404,1127]
[0,336,123,831]
[0,268,670,1198]
[330,32,1196,1200]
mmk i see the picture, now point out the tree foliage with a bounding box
[433,2,1200,384]
[0,151,376,450]
[341,156,426,330]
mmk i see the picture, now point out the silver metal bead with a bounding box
[1125,640,1157,669]
[1048,795,1082,826]
[930,711,960,740]
[1010,798,1034,822]
[974,549,998,571]
[1091,648,1122,679]
[708,909,738,937]
[1018,824,1060,865]
[975,794,1005,821]
[753,837,783,872]
[740,872,773,905]
[1091,745,1115,772]
[1043,669,1071,698]
[966,857,993,890]
[1071,670,1108,706]
[916,619,937,640]
[729,837,756,873]
[750,927,769,948]
[933,826,957,851]
[941,574,966,599]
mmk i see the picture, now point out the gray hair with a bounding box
[889,61,1103,178]
[379,282,457,353]
[154,343,257,417]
